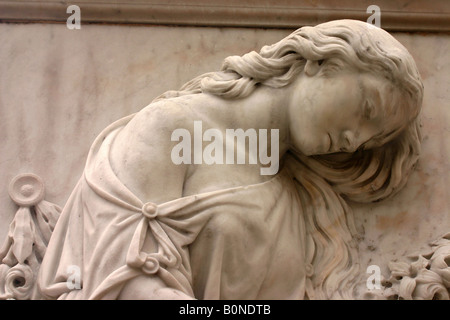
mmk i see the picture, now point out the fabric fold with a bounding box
[38,114,310,300]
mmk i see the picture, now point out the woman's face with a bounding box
[288,71,393,156]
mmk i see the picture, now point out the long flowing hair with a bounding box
[154,20,424,299]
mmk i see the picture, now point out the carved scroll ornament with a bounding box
[0,173,61,300]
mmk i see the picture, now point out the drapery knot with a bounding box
[142,202,158,219]
[141,255,160,275]
[127,202,182,276]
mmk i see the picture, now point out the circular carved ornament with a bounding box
[8,173,45,207]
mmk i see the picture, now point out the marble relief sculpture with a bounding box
[2,19,438,300]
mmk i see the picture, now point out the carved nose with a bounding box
[339,130,355,152]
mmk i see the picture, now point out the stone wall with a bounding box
[0,22,449,295]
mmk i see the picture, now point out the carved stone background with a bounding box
[0,12,449,298]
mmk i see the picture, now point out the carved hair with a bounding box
[155,20,424,299]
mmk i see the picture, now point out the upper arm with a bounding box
[109,100,189,203]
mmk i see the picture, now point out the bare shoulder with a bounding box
[123,93,229,142]
[127,98,191,139]
[108,96,199,203]
[110,97,197,172]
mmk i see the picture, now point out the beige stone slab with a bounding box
[0,23,448,299]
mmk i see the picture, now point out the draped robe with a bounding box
[38,113,355,300]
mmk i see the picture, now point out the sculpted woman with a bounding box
[38,19,423,300]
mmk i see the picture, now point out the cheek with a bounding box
[288,117,303,146]
[356,121,384,149]
[288,122,329,155]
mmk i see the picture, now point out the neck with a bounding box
[231,85,291,158]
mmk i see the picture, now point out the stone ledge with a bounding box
[0,0,449,32]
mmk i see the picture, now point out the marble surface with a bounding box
[0,23,449,298]
[353,32,450,279]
